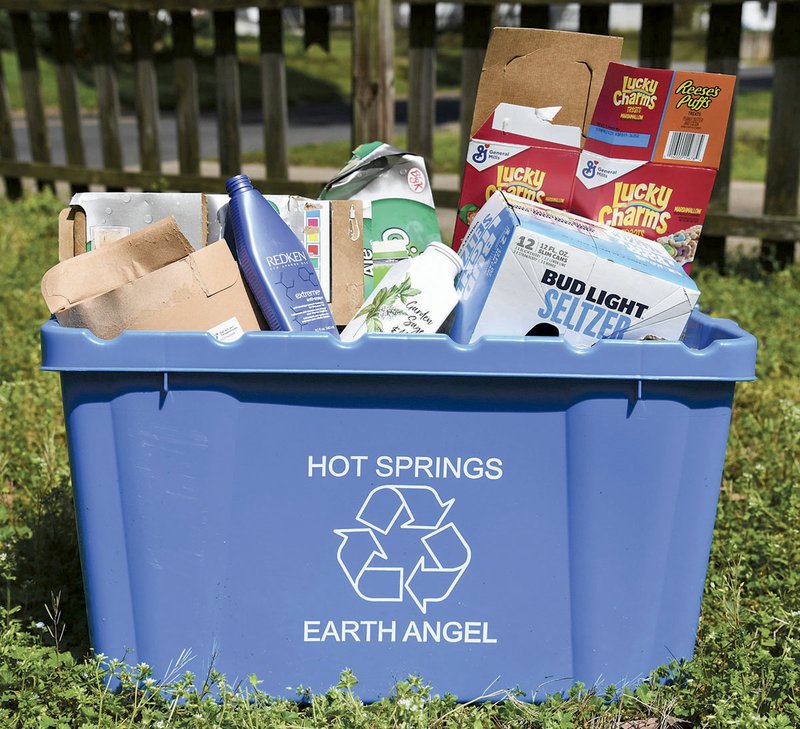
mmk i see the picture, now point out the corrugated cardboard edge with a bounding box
[200,193,208,247]
[470,28,624,137]
[58,207,86,261]
[330,200,364,324]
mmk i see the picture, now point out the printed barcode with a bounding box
[664,131,709,162]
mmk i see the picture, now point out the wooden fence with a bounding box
[0,0,798,269]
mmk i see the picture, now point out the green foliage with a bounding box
[0,194,798,725]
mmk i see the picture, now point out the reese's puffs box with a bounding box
[453,103,581,251]
[571,63,736,269]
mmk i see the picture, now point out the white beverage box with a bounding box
[448,191,700,348]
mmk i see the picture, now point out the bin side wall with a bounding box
[564,380,735,687]
[60,372,736,701]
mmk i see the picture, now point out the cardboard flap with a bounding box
[188,240,241,296]
[58,206,87,261]
[471,28,624,137]
[475,102,583,148]
[41,217,194,314]
[503,53,593,130]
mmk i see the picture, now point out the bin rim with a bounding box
[40,309,757,382]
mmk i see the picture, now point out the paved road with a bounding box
[8,66,772,166]
[10,107,353,169]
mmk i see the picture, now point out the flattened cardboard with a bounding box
[43,218,263,340]
[92,242,263,339]
[471,28,624,138]
[329,201,365,322]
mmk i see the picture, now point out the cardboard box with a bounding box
[448,191,700,348]
[572,63,736,267]
[43,217,264,340]
[454,103,582,250]
[320,142,442,297]
[60,193,364,325]
[470,28,624,138]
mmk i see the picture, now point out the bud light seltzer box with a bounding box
[571,63,735,269]
[448,191,700,348]
[453,103,582,252]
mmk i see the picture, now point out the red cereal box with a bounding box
[453,103,581,251]
[572,63,735,269]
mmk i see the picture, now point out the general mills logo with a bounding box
[471,144,489,164]
[334,485,471,614]
[581,159,598,179]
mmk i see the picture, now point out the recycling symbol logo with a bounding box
[334,485,471,614]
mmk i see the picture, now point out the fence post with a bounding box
[520,3,549,29]
[408,3,436,171]
[88,11,124,191]
[639,4,674,69]
[48,11,87,194]
[698,2,742,272]
[260,8,289,180]
[459,4,492,165]
[304,6,330,52]
[0,48,20,199]
[214,10,242,177]
[171,11,201,176]
[761,1,800,270]
[352,0,395,145]
[128,10,161,176]
[9,11,53,192]
[579,5,609,36]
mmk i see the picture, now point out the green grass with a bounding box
[733,128,769,183]
[0,192,798,725]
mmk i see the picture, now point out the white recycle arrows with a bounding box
[334,485,471,613]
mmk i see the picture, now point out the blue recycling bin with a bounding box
[41,309,756,701]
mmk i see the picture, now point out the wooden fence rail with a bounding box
[0,0,797,269]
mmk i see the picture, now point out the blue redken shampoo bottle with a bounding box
[226,174,337,334]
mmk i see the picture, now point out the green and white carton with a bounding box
[321,142,442,297]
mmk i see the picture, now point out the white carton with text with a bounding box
[448,191,700,347]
